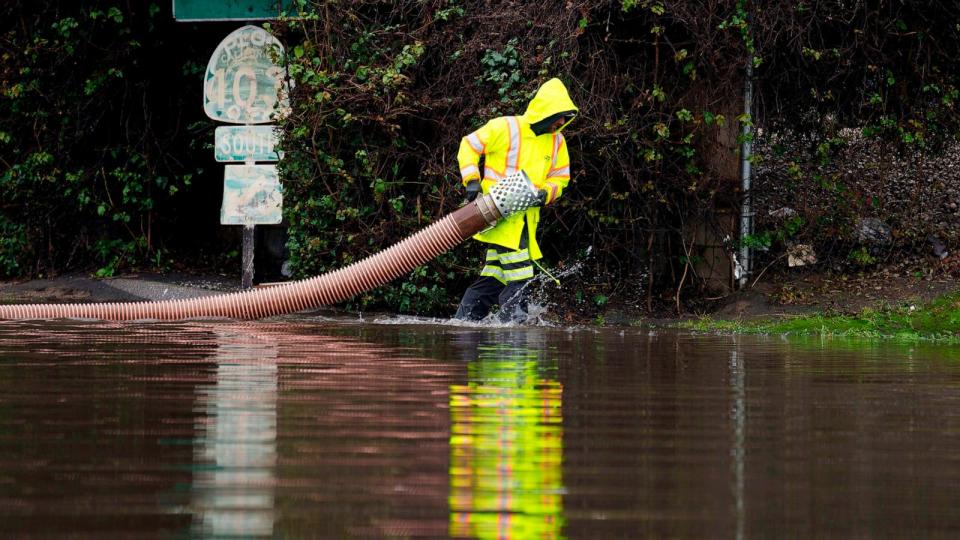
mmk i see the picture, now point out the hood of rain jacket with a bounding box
[521,78,579,133]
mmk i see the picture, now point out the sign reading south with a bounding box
[221,165,283,225]
[204,25,289,124]
[215,126,281,162]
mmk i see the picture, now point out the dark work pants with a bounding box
[454,276,530,322]
[454,230,532,323]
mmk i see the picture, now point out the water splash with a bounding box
[371,256,590,328]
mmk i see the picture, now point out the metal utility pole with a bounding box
[738,50,754,288]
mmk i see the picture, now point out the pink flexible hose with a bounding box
[0,200,494,321]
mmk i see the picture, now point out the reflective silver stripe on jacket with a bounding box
[505,116,521,175]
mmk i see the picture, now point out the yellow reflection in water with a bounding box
[449,342,565,539]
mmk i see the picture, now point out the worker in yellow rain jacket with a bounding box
[454,78,578,322]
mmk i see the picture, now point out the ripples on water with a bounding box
[1,319,959,538]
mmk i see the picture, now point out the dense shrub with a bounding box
[269,1,745,313]
[269,0,960,314]
[751,1,960,269]
[0,2,208,277]
[1,1,958,315]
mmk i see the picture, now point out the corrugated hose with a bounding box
[0,172,541,321]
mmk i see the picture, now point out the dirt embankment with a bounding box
[713,258,959,321]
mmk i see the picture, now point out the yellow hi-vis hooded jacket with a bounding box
[457,78,578,260]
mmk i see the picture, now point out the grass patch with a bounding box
[682,292,960,343]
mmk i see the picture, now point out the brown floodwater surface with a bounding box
[0,319,959,538]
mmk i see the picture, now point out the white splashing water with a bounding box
[371,253,591,328]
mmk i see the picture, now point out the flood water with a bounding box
[1,318,959,538]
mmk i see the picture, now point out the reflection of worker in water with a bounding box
[454,78,578,322]
[448,336,564,539]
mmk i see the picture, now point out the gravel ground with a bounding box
[0,272,242,304]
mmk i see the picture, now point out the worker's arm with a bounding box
[457,119,503,187]
[542,133,571,205]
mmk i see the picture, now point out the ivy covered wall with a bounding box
[2,1,958,315]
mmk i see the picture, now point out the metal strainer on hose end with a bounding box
[488,170,541,218]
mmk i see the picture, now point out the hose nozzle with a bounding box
[473,170,541,228]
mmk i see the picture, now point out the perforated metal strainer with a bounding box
[488,170,541,217]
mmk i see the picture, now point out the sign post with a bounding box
[203,25,289,288]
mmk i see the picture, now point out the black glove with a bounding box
[465,180,481,202]
[537,189,549,206]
